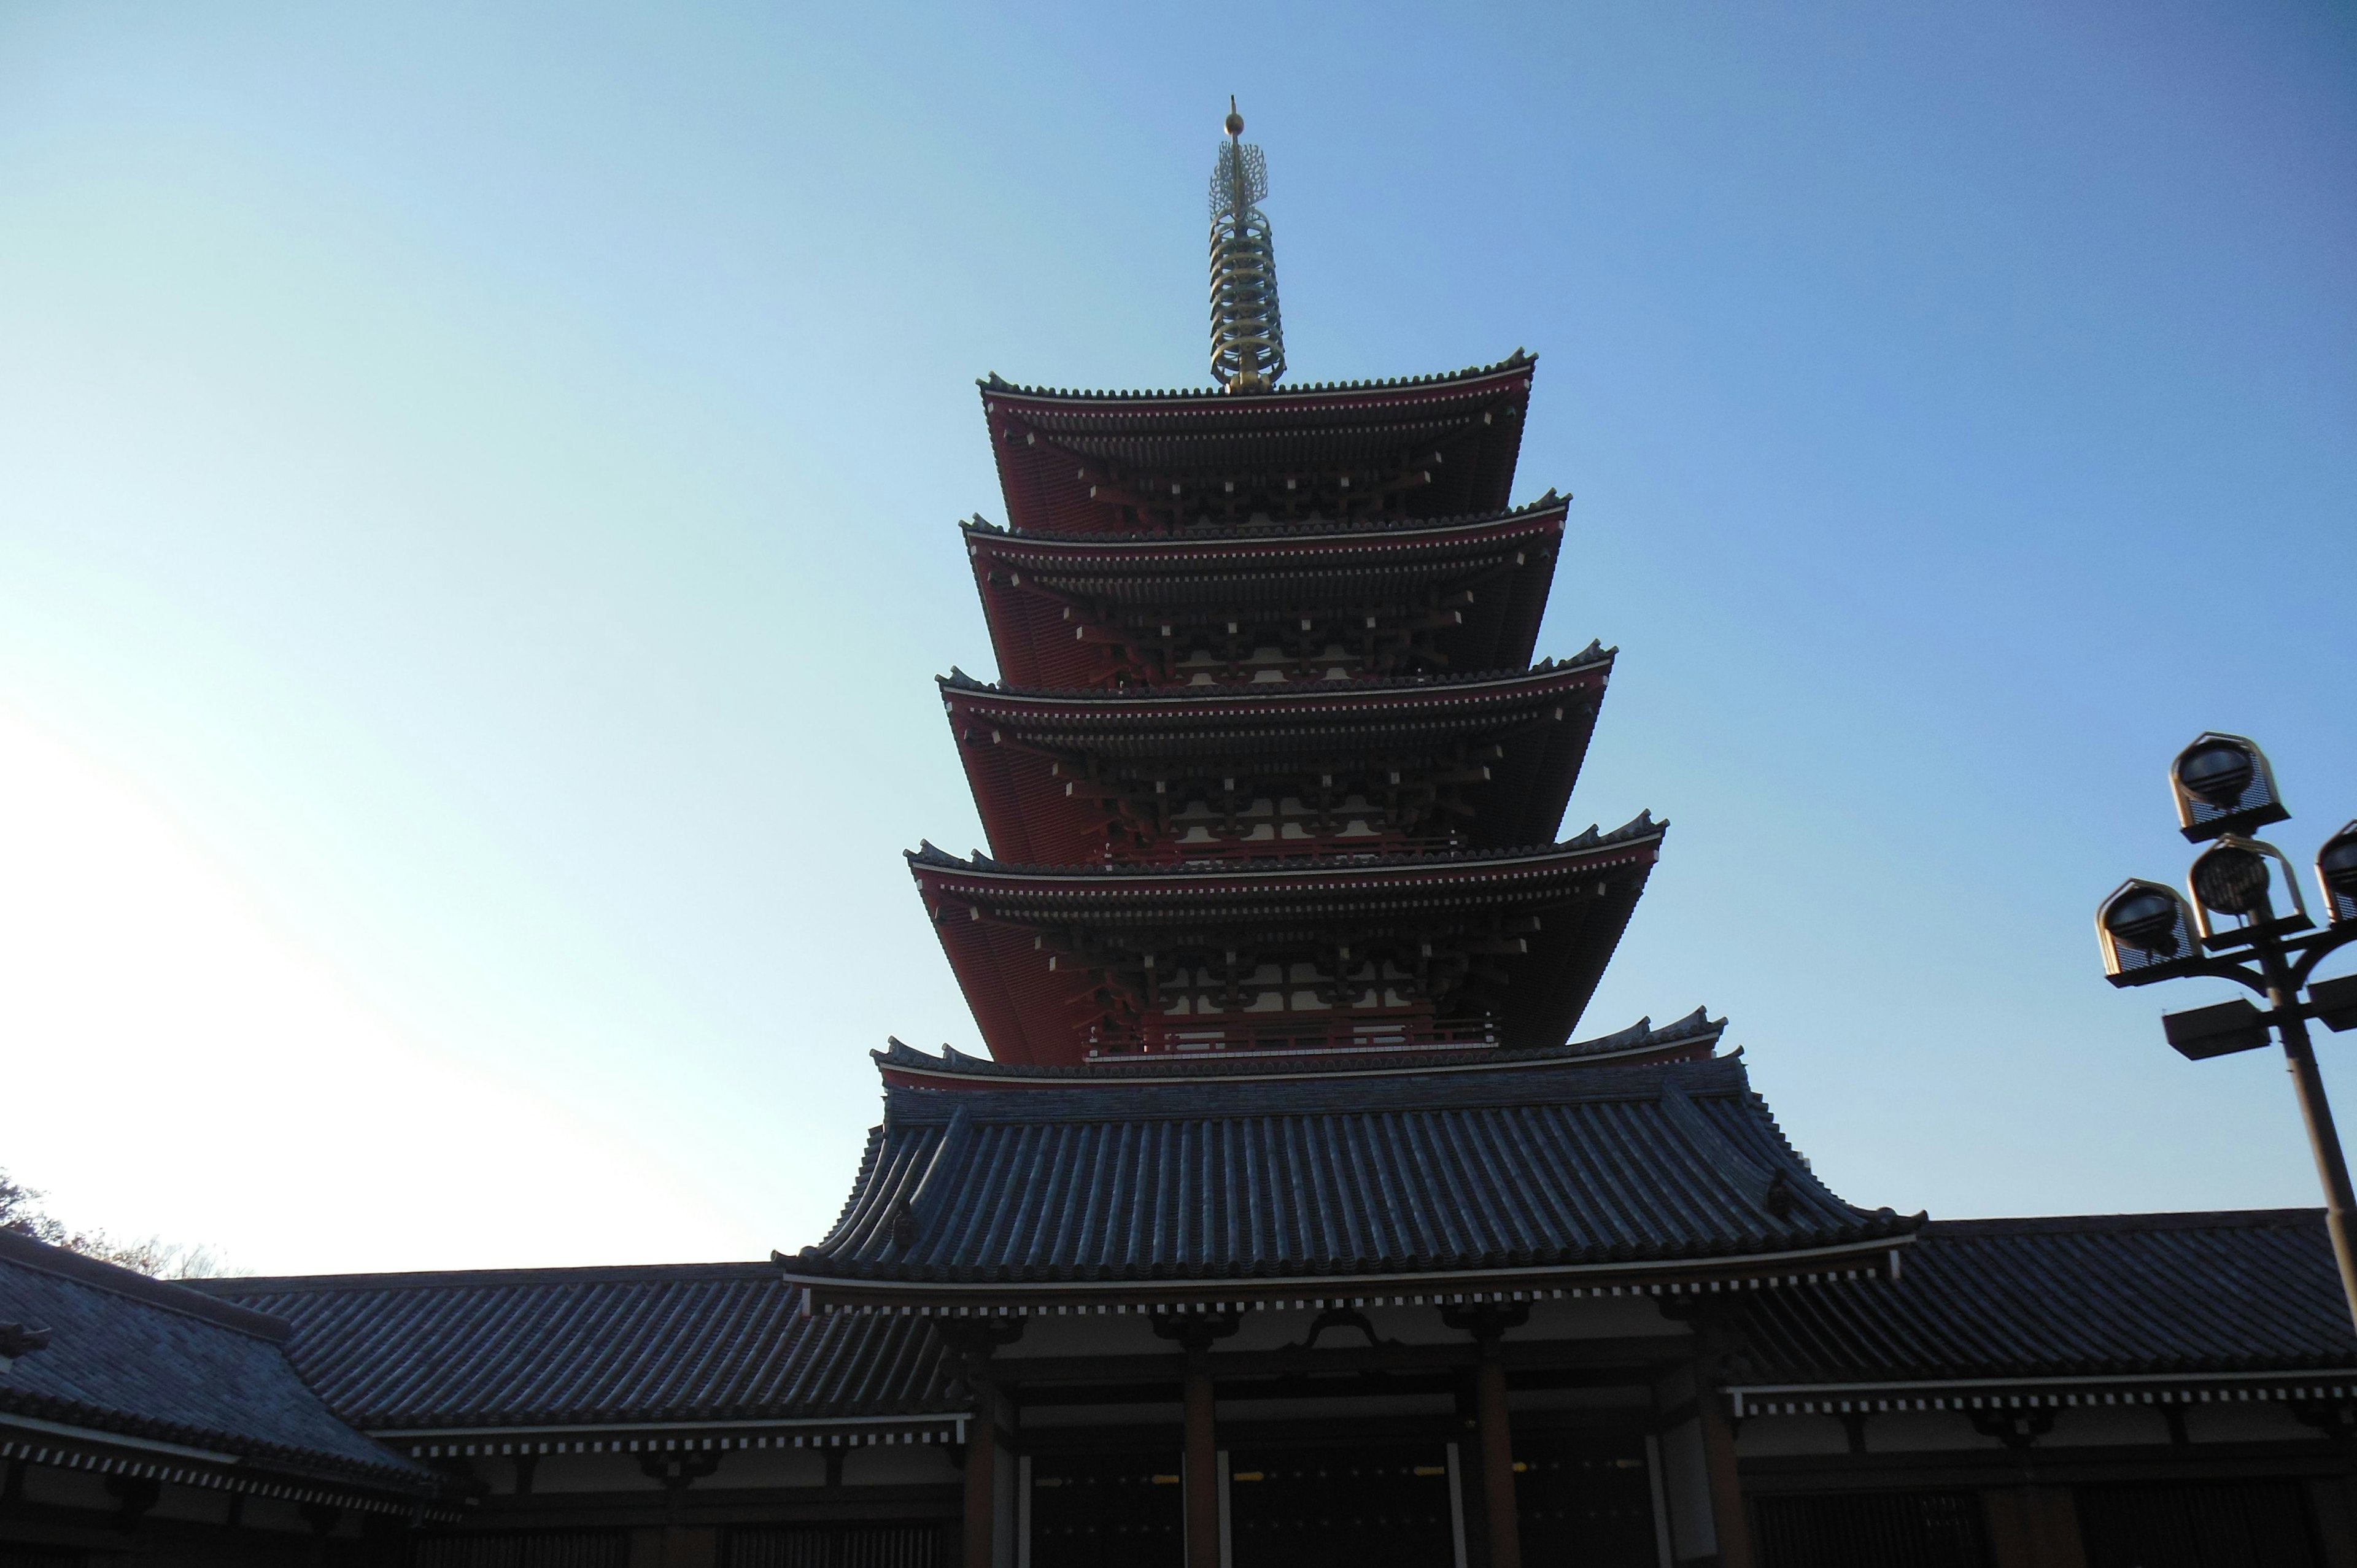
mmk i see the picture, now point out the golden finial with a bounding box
[1208,98,1284,393]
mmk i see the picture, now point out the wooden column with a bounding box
[1473,1351,1520,1568]
[963,1386,998,1568]
[1151,1312,1241,1568]
[1183,1364,1220,1568]
[939,1318,1027,1568]
[1695,1399,1754,1568]
[1442,1302,1530,1568]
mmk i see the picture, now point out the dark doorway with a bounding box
[1226,1442,1455,1568]
[2078,1480,2319,1568]
[414,1532,632,1568]
[1754,1491,1987,1568]
[1029,1448,1183,1568]
[1512,1437,1658,1568]
[720,1523,956,1568]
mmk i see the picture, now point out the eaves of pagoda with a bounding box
[962,495,1566,688]
[939,651,1612,864]
[905,819,1664,1066]
[981,353,1536,535]
[872,1006,1727,1091]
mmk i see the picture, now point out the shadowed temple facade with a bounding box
[5,108,2355,1568]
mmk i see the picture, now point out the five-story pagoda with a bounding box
[912,106,1665,1070]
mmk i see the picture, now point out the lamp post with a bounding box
[2097,732,2357,1329]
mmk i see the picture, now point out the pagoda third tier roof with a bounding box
[964,498,1564,689]
[939,652,1611,864]
[907,819,1663,1067]
[981,354,1534,536]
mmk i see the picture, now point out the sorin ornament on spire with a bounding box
[1208,98,1285,393]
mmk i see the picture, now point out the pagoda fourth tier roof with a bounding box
[939,653,1611,864]
[964,497,1565,689]
[905,820,1664,1067]
[981,353,1535,536]
[777,1053,1921,1313]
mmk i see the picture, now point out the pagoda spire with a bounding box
[1207,98,1285,393]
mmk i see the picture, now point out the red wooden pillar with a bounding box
[1183,1364,1220,1568]
[1152,1313,1240,1568]
[1444,1302,1530,1568]
[1695,1397,1754,1568]
[963,1385,997,1568]
[1474,1350,1520,1568]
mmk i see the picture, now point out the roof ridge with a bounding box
[191,1259,782,1297]
[0,1227,291,1343]
[1923,1209,2327,1237]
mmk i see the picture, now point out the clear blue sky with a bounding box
[1,3,2351,1274]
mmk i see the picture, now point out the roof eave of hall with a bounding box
[775,1054,1924,1302]
[936,643,1613,703]
[959,490,1566,543]
[977,349,1535,407]
[905,811,1662,881]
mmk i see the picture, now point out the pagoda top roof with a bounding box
[983,355,1533,535]
[978,350,1535,407]
[777,1052,1919,1313]
[874,1006,1724,1091]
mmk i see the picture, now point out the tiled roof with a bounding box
[195,1263,958,1434]
[908,810,1662,879]
[1736,1210,2357,1385]
[873,1008,1725,1089]
[0,1230,431,1494]
[784,1055,1920,1300]
[977,352,1535,404]
[962,492,1567,545]
[937,646,1610,703]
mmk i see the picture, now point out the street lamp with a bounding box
[2099,733,2357,1328]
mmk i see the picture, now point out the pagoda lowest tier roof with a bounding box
[981,353,1534,536]
[939,654,1610,864]
[905,820,1663,1066]
[777,1053,1920,1314]
[874,1007,1725,1091]
[963,498,1564,689]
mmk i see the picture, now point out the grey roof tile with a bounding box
[791,1056,1918,1287]
[0,1231,430,1491]
[197,1264,958,1432]
[1740,1210,2357,1381]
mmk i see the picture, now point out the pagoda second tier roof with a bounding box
[778,1053,1919,1313]
[905,819,1664,1066]
[939,653,1611,863]
[964,498,1565,689]
[981,354,1534,535]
